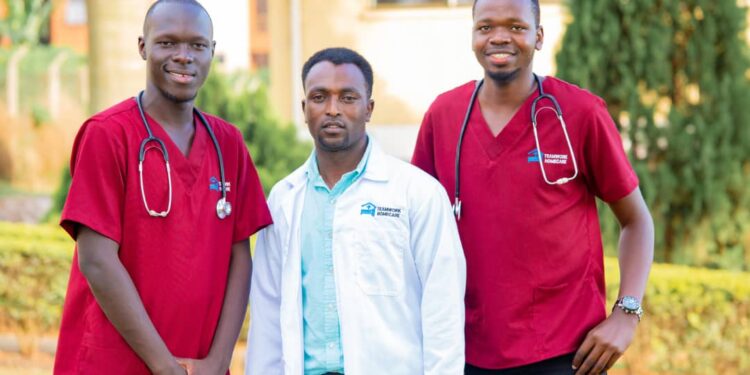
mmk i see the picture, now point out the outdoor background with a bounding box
[1,0,749,374]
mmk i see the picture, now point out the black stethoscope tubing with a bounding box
[453,73,573,221]
[135,91,231,219]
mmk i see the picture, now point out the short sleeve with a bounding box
[582,99,639,202]
[231,130,272,243]
[412,108,437,177]
[60,120,126,243]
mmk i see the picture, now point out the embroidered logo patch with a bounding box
[209,176,231,192]
[527,148,568,165]
[360,202,402,218]
[360,202,376,217]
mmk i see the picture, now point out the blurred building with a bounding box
[47,0,260,71]
[266,0,567,158]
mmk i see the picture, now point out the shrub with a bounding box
[557,0,750,270]
[605,258,750,374]
[3,223,747,373]
[0,222,71,333]
[196,67,311,193]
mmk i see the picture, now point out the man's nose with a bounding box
[325,98,341,116]
[172,44,194,63]
[489,29,511,45]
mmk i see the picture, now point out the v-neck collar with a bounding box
[470,79,544,160]
[142,110,208,190]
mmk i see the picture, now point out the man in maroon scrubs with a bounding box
[54,1,271,374]
[412,0,654,374]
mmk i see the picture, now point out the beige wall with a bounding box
[268,0,566,133]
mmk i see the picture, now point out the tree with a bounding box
[556,0,750,270]
[0,0,52,46]
[86,0,151,113]
[196,69,311,193]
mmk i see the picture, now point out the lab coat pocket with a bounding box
[354,228,407,296]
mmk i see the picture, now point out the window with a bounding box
[65,0,87,25]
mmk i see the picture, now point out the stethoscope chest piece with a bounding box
[135,91,232,221]
[216,197,232,220]
[452,74,579,221]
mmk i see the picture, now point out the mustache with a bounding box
[322,120,345,128]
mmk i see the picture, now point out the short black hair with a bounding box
[472,0,540,27]
[143,0,212,35]
[301,47,374,98]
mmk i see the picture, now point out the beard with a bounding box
[487,68,521,86]
[158,87,197,104]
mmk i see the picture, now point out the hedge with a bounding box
[605,259,750,374]
[0,222,71,333]
[0,222,748,373]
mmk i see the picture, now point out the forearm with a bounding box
[207,240,252,370]
[616,218,654,299]
[610,188,654,300]
[80,246,180,373]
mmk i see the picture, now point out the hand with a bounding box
[175,356,226,375]
[572,309,638,374]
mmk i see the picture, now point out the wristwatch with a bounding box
[614,296,643,321]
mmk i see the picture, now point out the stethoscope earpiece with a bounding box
[135,91,231,220]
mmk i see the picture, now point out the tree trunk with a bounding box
[86,0,151,114]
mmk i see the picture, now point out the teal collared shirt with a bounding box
[300,139,372,375]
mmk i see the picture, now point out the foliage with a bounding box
[605,258,750,374]
[0,222,70,333]
[557,0,750,270]
[48,163,71,220]
[0,46,87,113]
[196,67,311,193]
[1,223,747,372]
[0,0,52,46]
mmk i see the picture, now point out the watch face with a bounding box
[622,297,639,310]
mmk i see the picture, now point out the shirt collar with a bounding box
[305,135,373,184]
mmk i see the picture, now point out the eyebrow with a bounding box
[307,86,363,94]
[475,16,529,24]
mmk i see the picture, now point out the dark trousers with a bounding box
[465,353,605,375]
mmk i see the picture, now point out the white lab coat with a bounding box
[246,141,466,375]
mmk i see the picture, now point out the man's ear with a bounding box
[211,41,216,57]
[138,36,147,60]
[301,99,306,116]
[535,25,544,51]
[365,98,375,122]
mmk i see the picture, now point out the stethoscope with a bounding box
[452,73,579,220]
[135,91,232,219]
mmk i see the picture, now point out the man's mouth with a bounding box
[487,51,514,65]
[166,69,196,83]
[322,121,345,129]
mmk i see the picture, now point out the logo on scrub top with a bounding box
[360,202,402,218]
[527,148,568,165]
[209,177,231,192]
[360,202,376,217]
[527,148,543,163]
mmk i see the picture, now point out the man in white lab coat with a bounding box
[246,47,466,375]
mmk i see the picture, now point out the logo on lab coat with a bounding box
[360,202,402,218]
[360,202,376,217]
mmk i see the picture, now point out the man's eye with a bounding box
[158,41,174,46]
[511,25,527,31]
[478,25,491,32]
[193,43,208,49]
[342,96,357,102]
